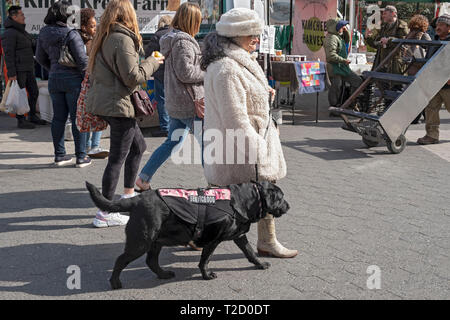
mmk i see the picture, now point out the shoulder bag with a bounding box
[59,29,78,68]
[167,47,205,119]
[184,84,205,119]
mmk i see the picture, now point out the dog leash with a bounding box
[255,94,275,183]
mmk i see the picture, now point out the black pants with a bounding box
[16,71,39,119]
[102,116,147,200]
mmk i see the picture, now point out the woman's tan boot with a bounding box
[257,214,298,258]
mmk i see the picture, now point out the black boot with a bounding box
[17,116,35,129]
[28,115,47,125]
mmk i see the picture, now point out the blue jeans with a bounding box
[154,78,170,132]
[48,73,87,159]
[86,131,102,150]
[139,116,203,183]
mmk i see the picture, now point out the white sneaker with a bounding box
[121,192,138,199]
[93,210,129,228]
[87,147,109,159]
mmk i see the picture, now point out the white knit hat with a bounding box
[216,8,264,37]
[437,14,450,26]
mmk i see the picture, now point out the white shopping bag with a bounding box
[5,80,30,115]
[0,80,12,112]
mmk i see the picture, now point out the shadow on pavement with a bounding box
[0,114,52,143]
[0,214,93,233]
[0,162,69,171]
[282,137,390,160]
[0,188,93,214]
[0,151,50,161]
[0,243,254,296]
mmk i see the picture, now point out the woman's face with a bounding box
[82,17,97,36]
[239,35,260,53]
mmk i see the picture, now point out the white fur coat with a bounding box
[203,43,287,186]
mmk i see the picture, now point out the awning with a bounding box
[365,0,449,2]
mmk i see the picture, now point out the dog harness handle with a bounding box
[193,189,207,241]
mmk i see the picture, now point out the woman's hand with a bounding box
[151,51,165,64]
[269,87,276,103]
[154,56,165,64]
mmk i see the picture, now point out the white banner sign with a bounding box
[17,0,182,34]
[259,25,275,54]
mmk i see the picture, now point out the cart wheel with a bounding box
[362,137,379,148]
[387,134,406,154]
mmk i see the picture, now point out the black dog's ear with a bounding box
[257,181,288,216]
[257,181,274,203]
[229,183,260,223]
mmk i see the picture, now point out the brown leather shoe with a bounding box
[187,241,202,251]
[417,135,439,145]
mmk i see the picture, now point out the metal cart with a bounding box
[329,39,450,154]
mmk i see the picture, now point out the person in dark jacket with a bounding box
[144,15,172,137]
[35,0,90,167]
[417,14,450,145]
[1,5,46,128]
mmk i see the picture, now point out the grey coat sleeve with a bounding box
[1,29,18,77]
[171,39,204,84]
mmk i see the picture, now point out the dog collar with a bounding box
[254,183,267,217]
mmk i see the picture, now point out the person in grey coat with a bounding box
[135,2,204,192]
[1,5,46,128]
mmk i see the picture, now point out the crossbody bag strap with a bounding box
[62,28,76,47]
[167,48,197,101]
[99,46,133,93]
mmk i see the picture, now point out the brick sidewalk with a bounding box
[0,103,449,299]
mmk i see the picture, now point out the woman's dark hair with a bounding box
[44,0,71,25]
[80,8,95,28]
[8,6,22,17]
[201,32,238,71]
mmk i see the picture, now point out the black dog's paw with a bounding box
[255,262,270,270]
[110,278,122,290]
[202,271,217,280]
[158,270,176,279]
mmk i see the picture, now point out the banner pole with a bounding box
[288,0,293,55]
[264,0,270,79]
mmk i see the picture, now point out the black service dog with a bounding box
[85,181,290,290]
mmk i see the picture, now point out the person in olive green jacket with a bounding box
[85,0,163,228]
[366,5,409,75]
[324,18,362,107]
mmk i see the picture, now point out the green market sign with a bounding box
[302,17,327,52]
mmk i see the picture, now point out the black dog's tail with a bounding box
[85,181,137,214]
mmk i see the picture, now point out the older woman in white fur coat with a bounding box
[201,8,297,258]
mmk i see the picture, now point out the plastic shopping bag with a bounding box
[5,80,30,115]
[0,80,12,112]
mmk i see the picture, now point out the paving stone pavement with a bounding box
[0,96,449,300]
